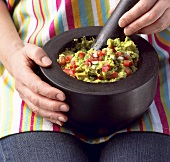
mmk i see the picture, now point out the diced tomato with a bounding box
[70,61,78,69]
[98,56,103,61]
[85,58,92,66]
[78,52,85,59]
[97,50,105,56]
[98,75,103,80]
[63,68,70,75]
[102,64,110,72]
[65,55,72,62]
[123,60,133,67]
[59,56,66,66]
[107,72,118,79]
[63,68,75,77]
[125,67,131,76]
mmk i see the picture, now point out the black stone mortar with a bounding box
[39,26,159,138]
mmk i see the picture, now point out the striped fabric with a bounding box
[0,0,170,144]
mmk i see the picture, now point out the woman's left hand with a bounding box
[112,0,170,35]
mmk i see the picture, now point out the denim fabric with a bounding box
[100,132,170,162]
[0,132,90,162]
[0,132,170,162]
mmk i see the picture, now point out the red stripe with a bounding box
[53,123,60,131]
[149,34,170,134]
[28,0,38,43]
[49,1,61,38]
[148,34,153,45]
[19,100,24,132]
[65,0,75,29]
[7,3,13,14]
[56,0,61,10]
[30,112,35,131]
[154,77,169,134]
[49,20,56,38]
[139,118,144,131]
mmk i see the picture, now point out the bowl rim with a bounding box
[39,26,159,95]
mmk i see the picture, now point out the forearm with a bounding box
[0,0,24,72]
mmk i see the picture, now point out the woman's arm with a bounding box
[0,0,69,126]
[0,0,24,72]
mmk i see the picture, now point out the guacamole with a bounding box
[57,36,139,83]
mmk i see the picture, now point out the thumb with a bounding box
[24,43,52,67]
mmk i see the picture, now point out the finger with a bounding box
[137,7,170,34]
[16,82,69,112]
[21,96,68,126]
[119,0,157,28]
[17,66,66,101]
[24,43,52,67]
[123,1,169,35]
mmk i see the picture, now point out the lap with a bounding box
[0,131,170,162]
[100,132,170,162]
[0,132,89,162]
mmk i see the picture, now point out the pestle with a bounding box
[92,0,139,51]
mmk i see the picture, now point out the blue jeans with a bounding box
[0,132,170,162]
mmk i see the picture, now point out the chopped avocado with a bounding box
[57,36,139,83]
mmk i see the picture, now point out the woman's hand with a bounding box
[9,43,69,126]
[111,0,170,35]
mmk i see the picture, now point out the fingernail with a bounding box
[119,19,126,28]
[60,105,69,112]
[56,121,62,127]
[41,56,52,65]
[56,94,65,101]
[58,116,67,122]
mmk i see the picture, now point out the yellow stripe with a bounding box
[1,74,14,136]
[8,75,15,135]
[95,1,104,26]
[33,114,43,130]
[140,111,153,131]
[1,76,7,137]
[22,104,31,131]
[71,0,81,28]
[128,120,140,131]
[9,0,15,6]
[0,64,5,77]
[54,14,60,34]
[22,104,26,131]
[104,0,110,19]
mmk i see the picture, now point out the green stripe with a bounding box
[164,29,170,37]
[104,0,110,20]
[84,0,94,26]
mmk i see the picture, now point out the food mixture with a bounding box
[57,36,139,83]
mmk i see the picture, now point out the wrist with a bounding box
[0,38,25,75]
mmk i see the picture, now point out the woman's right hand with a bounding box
[9,43,69,126]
